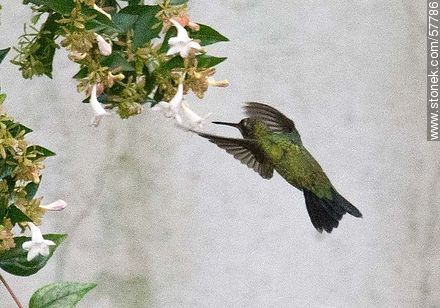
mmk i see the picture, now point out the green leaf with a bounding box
[0,47,10,64]
[133,8,161,48]
[5,176,15,193]
[153,88,164,105]
[7,206,32,224]
[143,66,156,95]
[189,24,229,46]
[160,24,228,52]
[82,6,119,34]
[101,52,134,71]
[4,120,33,136]
[28,145,56,159]
[0,93,6,104]
[159,54,226,71]
[113,5,161,48]
[25,179,41,200]
[29,282,97,308]
[112,11,138,33]
[73,67,88,79]
[0,160,14,180]
[0,234,66,276]
[0,196,7,221]
[39,0,74,15]
[159,27,176,53]
[197,54,227,68]
[169,0,188,5]
[127,0,142,5]
[159,56,183,71]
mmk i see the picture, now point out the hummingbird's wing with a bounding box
[244,102,296,133]
[196,132,274,179]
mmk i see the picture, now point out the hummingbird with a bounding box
[195,102,362,233]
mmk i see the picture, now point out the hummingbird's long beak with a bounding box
[212,121,240,129]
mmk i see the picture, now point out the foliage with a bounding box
[0,96,58,254]
[0,0,230,306]
[29,282,96,308]
[0,44,94,307]
[13,0,229,121]
[0,234,66,276]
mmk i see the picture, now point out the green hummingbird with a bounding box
[196,102,362,233]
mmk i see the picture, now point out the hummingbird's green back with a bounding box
[252,121,333,200]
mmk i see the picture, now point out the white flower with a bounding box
[181,101,211,129]
[22,223,55,261]
[167,19,204,58]
[89,84,110,127]
[93,4,112,20]
[152,83,184,121]
[152,83,212,129]
[95,34,112,56]
[39,199,67,211]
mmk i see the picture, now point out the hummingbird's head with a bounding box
[212,118,259,138]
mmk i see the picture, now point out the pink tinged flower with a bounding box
[95,34,112,56]
[181,101,211,129]
[39,199,67,211]
[167,19,204,58]
[152,83,184,120]
[93,4,112,20]
[90,84,110,127]
[22,223,55,261]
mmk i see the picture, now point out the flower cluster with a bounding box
[0,0,232,304]
[152,80,211,129]
[0,24,90,306]
[0,94,65,260]
[13,0,229,129]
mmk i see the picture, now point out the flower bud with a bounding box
[39,199,67,211]
[208,78,230,88]
[188,22,200,31]
[95,34,112,56]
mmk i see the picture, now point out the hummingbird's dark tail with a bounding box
[303,190,362,233]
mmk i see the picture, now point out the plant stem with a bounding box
[0,273,23,308]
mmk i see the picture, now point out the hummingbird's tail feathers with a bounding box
[333,191,363,218]
[304,190,341,233]
[303,190,362,233]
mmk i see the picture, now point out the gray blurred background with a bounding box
[1,0,438,307]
